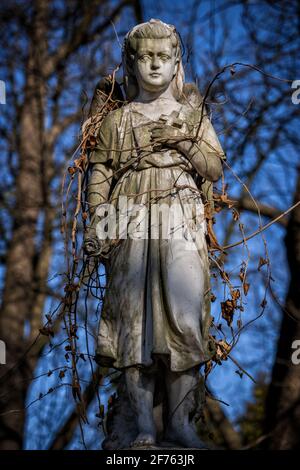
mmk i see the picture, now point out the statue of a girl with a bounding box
[84,19,225,449]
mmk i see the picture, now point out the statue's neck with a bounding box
[134,85,177,104]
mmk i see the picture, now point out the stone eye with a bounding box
[160,55,170,61]
[139,54,151,61]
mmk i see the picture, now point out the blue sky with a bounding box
[17,0,299,448]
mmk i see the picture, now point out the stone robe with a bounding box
[90,101,222,371]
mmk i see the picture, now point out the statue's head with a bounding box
[122,19,184,101]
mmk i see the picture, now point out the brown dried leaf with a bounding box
[258,257,268,270]
[68,166,76,175]
[239,271,245,283]
[220,193,237,208]
[209,337,232,364]
[88,135,97,148]
[232,289,241,301]
[215,339,231,360]
[39,326,54,337]
[232,209,240,221]
[204,360,213,377]
[221,299,235,326]
[206,218,222,250]
[243,282,250,296]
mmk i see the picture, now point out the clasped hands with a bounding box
[149,117,192,151]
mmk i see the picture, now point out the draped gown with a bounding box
[89,101,223,372]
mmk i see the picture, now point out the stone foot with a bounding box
[165,423,209,449]
[130,432,156,448]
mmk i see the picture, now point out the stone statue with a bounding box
[84,19,225,449]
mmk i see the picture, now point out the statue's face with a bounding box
[134,38,178,94]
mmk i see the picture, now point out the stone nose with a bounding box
[151,56,160,70]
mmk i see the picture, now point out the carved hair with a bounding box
[122,18,185,101]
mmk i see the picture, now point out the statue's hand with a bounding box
[83,218,108,258]
[150,123,189,149]
[83,235,103,257]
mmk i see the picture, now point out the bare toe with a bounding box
[130,433,156,448]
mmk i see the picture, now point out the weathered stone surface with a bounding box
[85,19,225,450]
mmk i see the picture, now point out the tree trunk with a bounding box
[0,0,48,449]
[265,168,300,449]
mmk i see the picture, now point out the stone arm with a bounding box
[87,163,113,218]
[84,162,113,256]
[175,115,225,183]
[151,112,225,183]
